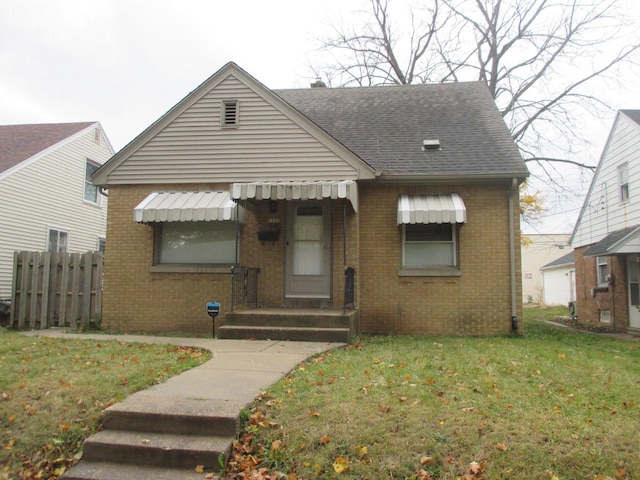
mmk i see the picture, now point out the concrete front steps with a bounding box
[64,396,240,479]
[217,308,358,343]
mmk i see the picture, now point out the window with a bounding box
[84,160,100,203]
[403,223,457,268]
[97,237,106,253]
[155,221,236,264]
[221,100,238,127]
[596,256,608,286]
[618,163,629,203]
[48,228,69,253]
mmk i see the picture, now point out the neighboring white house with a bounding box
[0,122,114,301]
[571,110,640,331]
[540,251,575,306]
[521,234,570,304]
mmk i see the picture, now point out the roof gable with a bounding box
[0,122,97,177]
[93,62,376,186]
[571,111,640,248]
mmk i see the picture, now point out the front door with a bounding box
[626,256,640,329]
[285,202,331,298]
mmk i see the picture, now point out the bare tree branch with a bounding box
[313,0,640,220]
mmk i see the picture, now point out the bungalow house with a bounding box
[92,62,529,340]
[571,110,640,332]
[0,122,113,311]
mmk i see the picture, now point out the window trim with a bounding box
[596,256,608,287]
[221,99,239,128]
[399,223,460,276]
[47,227,69,253]
[618,162,629,204]
[84,159,101,205]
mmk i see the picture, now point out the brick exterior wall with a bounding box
[102,181,522,336]
[357,182,522,336]
[573,247,629,330]
[102,184,233,336]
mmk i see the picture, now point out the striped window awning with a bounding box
[134,191,243,223]
[397,193,466,224]
[231,180,358,212]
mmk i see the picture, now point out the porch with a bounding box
[221,265,357,343]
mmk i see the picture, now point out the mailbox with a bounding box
[206,301,220,318]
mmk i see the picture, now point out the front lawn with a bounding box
[225,311,640,480]
[0,330,210,479]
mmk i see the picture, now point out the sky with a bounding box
[1,0,639,235]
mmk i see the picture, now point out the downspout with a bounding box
[509,178,519,332]
[343,200,347,313]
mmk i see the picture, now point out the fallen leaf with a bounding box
[378,404,391,413]
[309,410,320,417]
[194,464,205,473]
[420,456,433,465]
[496,443,508,451]
[333,457,349,474]
[319,436,331,445]
[355,445,368,458]
[271,439,283,451]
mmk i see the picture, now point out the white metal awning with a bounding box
[397,193,466,224]
[231,180,358,212]
[134,191,243,223]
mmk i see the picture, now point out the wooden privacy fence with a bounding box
[11,251,103,330]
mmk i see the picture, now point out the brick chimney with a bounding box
[310,77,327,88]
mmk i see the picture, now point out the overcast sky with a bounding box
[1,0,639,234]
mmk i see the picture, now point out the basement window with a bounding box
[221,100,239,128]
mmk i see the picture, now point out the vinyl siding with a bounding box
[107,75,359,184]
[573,114,640,248]
[0,127,111,299]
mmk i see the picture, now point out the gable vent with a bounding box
[422,139,440,150]
[222,100,238,127]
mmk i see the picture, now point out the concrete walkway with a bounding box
[22,329,345,479]
[23,328,344,406]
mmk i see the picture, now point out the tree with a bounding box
[314,0,640,224]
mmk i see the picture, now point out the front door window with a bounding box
[293,206,324,276]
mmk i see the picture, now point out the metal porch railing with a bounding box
[231,266,260,311]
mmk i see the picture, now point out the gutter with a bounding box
[509,177,519,332]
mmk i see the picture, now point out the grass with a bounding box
[225,308,640,480]
[0,329,211,479]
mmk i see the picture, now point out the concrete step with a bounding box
[80,430,232,469]
[63,461,218,480]
[103,396,239,436]
[224,310,356,329]
[217,325,351,343]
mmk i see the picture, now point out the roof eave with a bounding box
[374,172,529,184]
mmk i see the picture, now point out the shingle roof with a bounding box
[583,225,640,257]
[274,82,528,177]
[0,122,94,175]
[621,110,640,126]
[541,250,574,270]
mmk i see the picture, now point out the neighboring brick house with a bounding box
[92,62,529,340]
[571,110,640,332]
